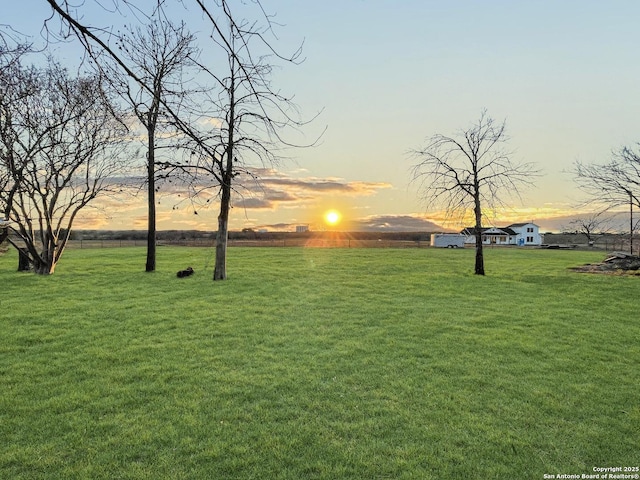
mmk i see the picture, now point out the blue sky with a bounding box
[4,1,640,231]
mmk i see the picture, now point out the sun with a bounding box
[324,209,341,226]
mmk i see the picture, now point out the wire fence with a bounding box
[63,238,432,249]
[6,233,640,253]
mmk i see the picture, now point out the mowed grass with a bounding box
[0,246,638,479]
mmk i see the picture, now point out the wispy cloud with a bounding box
[351,214,446,232]
[232,168,392,211]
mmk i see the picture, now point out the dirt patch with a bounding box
[571,252,640,275]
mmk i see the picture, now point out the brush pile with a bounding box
[571,252,640,274]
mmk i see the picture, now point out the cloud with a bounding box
[351,214,447,232]
[411,203,639,233]
[530,210,635,233]
[232,168,393,211]
[261,177,391,195]
[99,167,393,216]
[254,222,295,231]
[72,215,114,230]
[234,190,299,210]
[201,117,224,129]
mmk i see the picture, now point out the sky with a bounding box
[4,1,640,232]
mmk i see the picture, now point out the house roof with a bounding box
[461,227,517,235]
[460,227,487,235]
[508,222,538,228]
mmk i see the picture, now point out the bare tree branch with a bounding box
[573,144,640,254]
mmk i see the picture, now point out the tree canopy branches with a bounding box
[573,144,640,210]
[0,56,128,273]
[412,110,537,222]
[412,110,539,275]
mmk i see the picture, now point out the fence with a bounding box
[65,238,213,249]
[63,238,431,249]
[11,233,640,253]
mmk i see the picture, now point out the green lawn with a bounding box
[0,246,638,479]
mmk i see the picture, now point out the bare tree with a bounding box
[111,17,198,272]
[42,0,315,280]
[412,110,538,275]
[0,57,127,274]
[192,1,318,281]
[565,212,612,246]
[168,2,310,281]
[573,145,640,254]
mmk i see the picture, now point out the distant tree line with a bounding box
[62,230,432,243]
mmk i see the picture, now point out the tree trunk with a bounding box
[474,239,485,275]
[213,70,236,282]
[33,252,55,274]
[629,193,633,255]
[17,248,31,271]
[34,262,55,275]
[146,125,156,272]
[473,195,485,276]
[213,182,231,281]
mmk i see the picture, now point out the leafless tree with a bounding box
[170,2,310,281]
[110,17,198,272]
[412,110,538,275]
[0,57,128,274]
[573,145,640,254]
[41,0,315,280]
[565,212,612,246]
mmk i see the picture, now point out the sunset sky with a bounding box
[4,1,640,232]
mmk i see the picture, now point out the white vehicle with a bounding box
[430,233,465,248]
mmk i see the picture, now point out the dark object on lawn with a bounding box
[571,252,640,274]
[18,248,32,272]
[177,267,194,278]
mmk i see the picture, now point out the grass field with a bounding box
[0,246,638,479]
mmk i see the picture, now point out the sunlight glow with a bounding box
[324,210,341,226]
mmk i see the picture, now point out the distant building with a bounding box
[461,222,542,246]
[296,225,309,233]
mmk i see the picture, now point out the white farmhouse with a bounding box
[461,222,542,246]
[509,222,542,246]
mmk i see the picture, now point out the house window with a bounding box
[527,236,534,243]
[527,227,533,233]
